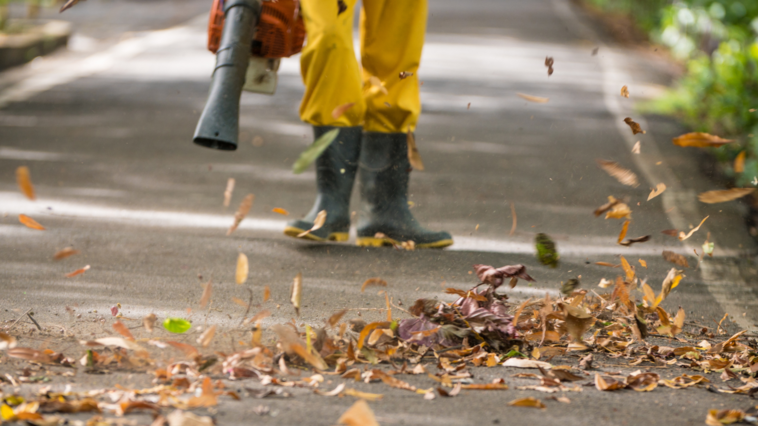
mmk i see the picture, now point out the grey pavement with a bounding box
[1,0,758,425]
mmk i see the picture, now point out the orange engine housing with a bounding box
[207,0,305,58]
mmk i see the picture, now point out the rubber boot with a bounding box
[356,132,453,248]
[284,126,362,242]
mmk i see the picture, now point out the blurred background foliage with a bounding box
[584,0,758,187]
[0,0,60,32]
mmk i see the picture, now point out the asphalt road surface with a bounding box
[1,0,757,425]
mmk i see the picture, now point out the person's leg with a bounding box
[285,0,364,242]
[355,0,452,249]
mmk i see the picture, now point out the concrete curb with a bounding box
[0,19,71,71]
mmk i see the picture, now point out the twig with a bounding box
[27,312,42,331]
[4,308,32,332]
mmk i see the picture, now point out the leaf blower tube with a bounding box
[193,0,261,151]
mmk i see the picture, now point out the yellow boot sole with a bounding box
[283,226,349,242]
[356,236,454,249]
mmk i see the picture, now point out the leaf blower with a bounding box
[193,0,305,150]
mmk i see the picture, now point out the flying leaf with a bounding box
[143,313,157,332]
[596,160,639,187]
[337,400,379,426]
[545,56,554,76]
[508,397,545,409]
[620,235,650,247]
[327,309,348,328]
[293,129,340,175]
[398,71,414,79]
[272,208,289,215]
[617,220,630,244]
[620,256,634,281]
[620,85,629,98]
[510,202,517,235]
[605,202,631,219]
[227,194,254,235]
[679,216,709,241]
[623,117,645,135]
[223,178,235,207]
[594,196,620,216]
[639,259,647,268]
[367,76,388,95]
[65,265,90,278]
[59,0,81,12]
[672,132,734,148]
[19,214,45,230]
[271,324,327,370]
[297,210,327,237]
[517,93,549,103]
[332,103,355,119]
[361,278,387,292]
[263,285,270,302]
[197,325,216,348]
[407,131,424,171]
[16,166,35,200]
[734,151,746,173]
[342,388,384,401]
[53,247,79,260]
[535,233,559,268]
[291,272,302,316]
[647,183,666,201]
[112,320,134,341]
[662,250,689,268]
[199,280,213,308]
[661,229,678,237]
[631,141,640,154]
[698,188,755,204]
[236,253,249,285]
[163,318,191,334]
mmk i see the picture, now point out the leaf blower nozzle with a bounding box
[193,0,260,151]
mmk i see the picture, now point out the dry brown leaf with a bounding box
[620,256,635,281]
[361,277,387,292]
[53,247,79,260]
[197,325,216,348]
[327,309,348,328]
[297,210,327,237]
[143,313,157,332]
[595,373,625,391]
[623,117,646,135]
[271,324,327,370]
[332,103,356,119]
[368,76,388,95]
[16,166,35,200]
[460,383,508,390]
[509,202,517,235]
[65,265,90,278]
[617,220,630,244]
[679,216,709,241]
[508,397,545,409]
[502,358,552,369]
[698,188,755,204]
[370,369,416,391]
[272,208,289,215]
[291,272,302,316]
[112,320,134,341]
[407,131,424,171]
[647,183,666,201]
[545,56,554,76]
[342,388,384,401]
[223,178,235,207]
[338,399,379,426]
[166,410,214,426]
[594,196,620,217]
[661,229,679,237]
[199,280,213,308]
[517,93,549,103]
[662,250,689,268]
[263,285,271,302]
[639,259,647,268]
[706,409,746,426]
[167,341,200,358]
[631,141,641,154]
[620,235,650,247]
[620,85,630,98]
[398,71,413,79]
[596,160,639,187]
[605,202,632,219]
[672,132,734,148]
[19,214,45,230]
[188,377,217,408]
[734,151,746,173]
[227,194,254,235]
[236,253,249,285]
[0,332,17,350]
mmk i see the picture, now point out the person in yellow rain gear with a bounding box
[283,0,453,249]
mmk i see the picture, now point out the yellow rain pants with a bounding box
[298,0,427,133]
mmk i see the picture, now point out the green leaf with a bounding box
[535,233,559,268]
[502,349,527,358]
[163,318,191,334]
[292,128,340,174]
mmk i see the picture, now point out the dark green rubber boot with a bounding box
[284,126,362,242]
[356,132,453,249]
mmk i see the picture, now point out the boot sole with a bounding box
[283,226,349,242]
[356,236,454,249]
